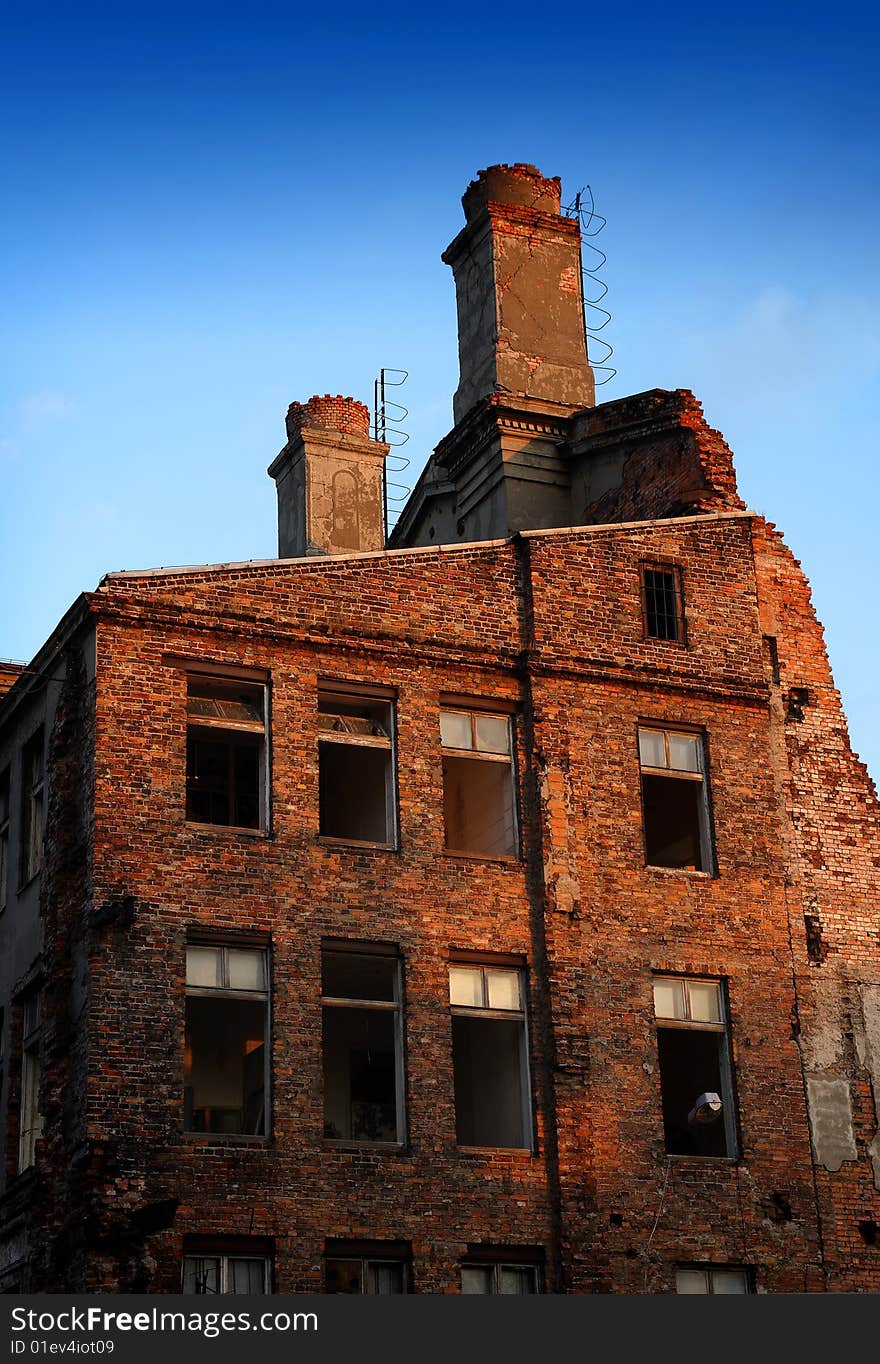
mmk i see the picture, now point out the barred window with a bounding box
[642,564,683,642]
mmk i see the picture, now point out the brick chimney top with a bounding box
[285,394,371,442]
[461,164,562,222]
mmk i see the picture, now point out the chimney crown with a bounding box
[461,163,562,222]
[286,394,371,441]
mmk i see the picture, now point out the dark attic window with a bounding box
[642,564,683,643]
[185,677,266,830]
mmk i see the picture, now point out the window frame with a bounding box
[439,704,519,859]
[184,940,271,1140]
[460,1255,543,1294]
[675,1265,754,1294]
[323,1241,411,1295]
[184,674,270,834]
[19,729,44,888]
[317,684,398,850]
[0,765,9,910]
[448,960,533,1152]
[18,991,43,1172]
[652,974,739,1160]
[638,723,714,873]
[181,1250,272,1295]
[320,941,406,1148]
[640,561,685,645]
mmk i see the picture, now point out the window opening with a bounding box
[321,945,404,1143]
[461,1262,541,1294]
[653,976,737,1158]
[639,727,712,871]
[318,692,395,846]
[18,992,43,1171]
[182,1252,270,1294]
[440,709,517,856]
[20,730,44,883]
[186,677,266,830]
[324,1246,409,1294]
[0,767,9,909]
[449,963,531,1149]
[184,944,269,1136]
[675,1266,753,1294]
[643,565,682,642]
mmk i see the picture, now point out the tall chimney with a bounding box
[442,163,595,423]
[268,395,390,557]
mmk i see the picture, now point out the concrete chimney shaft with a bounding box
[268,395,390,557]
[443,163,595,423]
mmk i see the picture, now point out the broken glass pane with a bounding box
[227,948,267,992]
[449,965,483,1007]
[688,980,722,1023]
[638,729,666,768]
[485,968,521,1012]
[186,946,222,989]
[668,733,701,773]
[653,977,685,1020]
[440,710,472,750]
[473,714,509,754]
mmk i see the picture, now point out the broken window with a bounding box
[638,726,712,871]
[675,1266,753,1294]
[0,766,9,909]
[318,689,395,846]
[18,992,43,1171]
[20,729,44,884]
[653,976,737,1158]
[440,708,517,856]
[449,962,531,1149]
[321,943,404,1144]
[642,564,683,642]
[461,1256,542,1294]
[186,676,266,830]
[182,1248,270,1294]
[324,1242,409,1294]
[184,944,269,1136]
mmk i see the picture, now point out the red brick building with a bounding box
[1,164,878,1294]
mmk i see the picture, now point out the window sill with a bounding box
[16,869,42,894]
[456,1145,536,1158]
[645,865,714,879]
[442,851,521,866]
[185,822,270,839]
[317,837,398,853]
[323,1139,408,1154]
[664,1153,739,1165]
[182,1132,270,1147]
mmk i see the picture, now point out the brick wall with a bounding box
[11,511,873,1291]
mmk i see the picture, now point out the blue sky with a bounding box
[2,3,878,777]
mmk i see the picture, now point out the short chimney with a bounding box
[442,163,595,423]
[268,395,390,557]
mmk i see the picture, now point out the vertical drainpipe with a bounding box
[513,531,566,1293]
